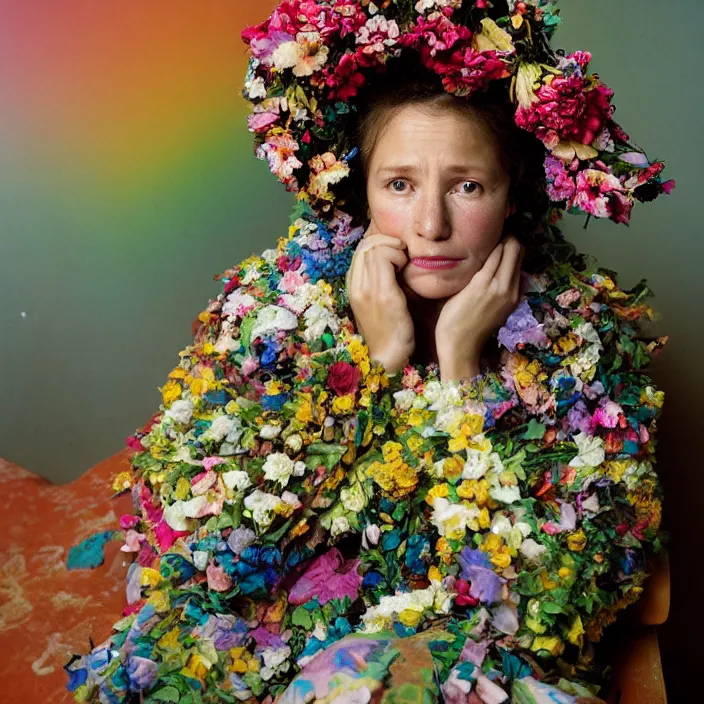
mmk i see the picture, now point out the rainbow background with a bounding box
[0,2,701,695]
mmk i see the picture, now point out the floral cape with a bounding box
[65,199,666,703]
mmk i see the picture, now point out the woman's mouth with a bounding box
[410,257,462,270]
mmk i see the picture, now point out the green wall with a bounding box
[1,2,699,697]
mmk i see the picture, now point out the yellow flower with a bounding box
[398,609,424,628]
[382,441,404,463]
[481,533,503,553]
[168,367,189,380]
[567,529,587,552]
[478,507,491,530]
[558,566,573,580]
[448,435,468,453]
[490,546,512,569]
[332,393,355,415]
[182,654,208,682]
[553,332,579,355]
[407,408,427,427]
[428,565,443,583]
[457,479,490,506]
[161,380,182,405]
[426,484,449,506]
[540,571,558,591]
[141,568,163,589]
[435,537,453,565]
[111,471,133,494]
[366,459,419,499]
[567,615,585,646]
[526,616,547,634]
[296,395,314,423]
[202,341,215,356]
[406,434,424,453]
[174,476,191,501]
[147,589,171,613]
[265,379,284,395]
[531,636,564,657]
[157,627,181,651]
[442,456,464,482]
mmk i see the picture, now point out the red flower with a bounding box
[326,361,361,395]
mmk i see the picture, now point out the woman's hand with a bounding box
[346,226,415,375]
[436,235,524,382]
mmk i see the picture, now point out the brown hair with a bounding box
[337,51,549,244]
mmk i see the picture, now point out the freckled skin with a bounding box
[366,105,513,301]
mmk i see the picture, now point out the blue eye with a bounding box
[390,180,407,192]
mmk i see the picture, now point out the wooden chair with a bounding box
[0,450,670,702]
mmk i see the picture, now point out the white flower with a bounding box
[362,524,380,549]
[341,483,366,512]
[261,248,278,265]
[281,491,301,509]
[245,75,267,100]
[263,452,296,487]
[284,433,303,453]
[251,305,299,341]
[244,490,282,528]
[260,645,291,681]
[331,516,351,539]
[330,687,372,704]
[430,497,480,538]
[489,484,522,505]
[193,550,209,571]
[302,303,340,342]
[520,538,548,563]
[164,399,193,425]
[163,495,208,530]
[222,290,257,320]
[202,415,242,445]
[393,388,416,411]
[568,432,605,468]
[259,424,282,439]
[462,447,492,480]
[222,470,252,493]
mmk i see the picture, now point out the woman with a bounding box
[66,3,672,703]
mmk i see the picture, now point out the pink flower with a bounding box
[515,73,615,148]
[288,548,363,605]
[279,270,306,294]
[206,561,233,592]
[202,456,228,472]
[569,167,633,224]
[544,155,576,202]
[399,10,508,96]
[319,51,367,101]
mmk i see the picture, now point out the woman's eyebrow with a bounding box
[376,163,490,175]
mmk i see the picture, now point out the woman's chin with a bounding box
[404,277,464,301]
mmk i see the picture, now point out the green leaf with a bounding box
[291,606,312,629]
[523,419,546,440]
[150,686,181,703]
[541,601,564,614]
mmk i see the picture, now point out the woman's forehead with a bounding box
[371,107,502,172]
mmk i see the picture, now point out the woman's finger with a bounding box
[495,237,523,291]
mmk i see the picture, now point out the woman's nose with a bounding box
[413,189,451,241]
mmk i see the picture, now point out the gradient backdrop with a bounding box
[1,1,701,698]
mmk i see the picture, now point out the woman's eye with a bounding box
[458,181,480,195]
[389,179,407,192]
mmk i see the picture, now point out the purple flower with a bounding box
[492,603,519,635]
[461,565,503,604]
[458,547,491,569]
[127,656,158,691]
[228,526,256,555]
[566,399,591,434]
[289,548,363,606]
[498,300,550,353]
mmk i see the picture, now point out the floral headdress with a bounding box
[242,0,674,231]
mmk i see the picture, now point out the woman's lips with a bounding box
[410,257,462,270]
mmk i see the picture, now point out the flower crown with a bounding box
[242,0,674,231]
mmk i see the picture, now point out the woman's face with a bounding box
[365,104,513,300]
